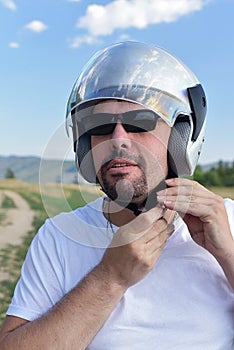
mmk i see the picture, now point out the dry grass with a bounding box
[208,187,234,200]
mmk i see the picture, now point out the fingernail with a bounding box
[157,190,165,196]
[164,201,174,208]
[157,195,166,201]
[165,178,175,185]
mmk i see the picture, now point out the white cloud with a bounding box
[77,0,208,36]
[25,20,48,33]
[68,35,101,48]
[118,34,131,41]
[9,41,19,48]
[0,0,16,10]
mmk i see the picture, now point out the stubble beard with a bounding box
[98,149,165,207]
[100,169,148,205]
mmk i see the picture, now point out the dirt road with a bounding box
[0,190,34,248]
[0,190,34,281]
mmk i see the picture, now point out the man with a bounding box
[0,41,233,349]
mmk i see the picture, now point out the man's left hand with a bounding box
[157,178,234,263]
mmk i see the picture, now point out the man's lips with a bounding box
[106,158,138,172]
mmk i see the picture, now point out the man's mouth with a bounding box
[107,158,138,171]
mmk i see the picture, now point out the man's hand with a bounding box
[99,207,175,289]
[156,178,234,288]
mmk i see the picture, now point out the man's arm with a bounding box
[0,264,126,350]
[216,250,234,290]
[0,207,173,349]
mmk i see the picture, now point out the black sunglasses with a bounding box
[77,109,159,136]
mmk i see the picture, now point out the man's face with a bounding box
[91,100,171,205]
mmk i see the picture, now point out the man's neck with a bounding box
[102,180,167,226]
[102,198,137,226]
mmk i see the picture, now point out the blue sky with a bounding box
[0,0,233,165]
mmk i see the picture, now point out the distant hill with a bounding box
[0,155,78,183]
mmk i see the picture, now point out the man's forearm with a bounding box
[0,264,127,350]
[217,249,234,290]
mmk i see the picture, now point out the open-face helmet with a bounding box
[66,41,207,183]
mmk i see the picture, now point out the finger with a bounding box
[165,177,210,192]
[112,209,171,248]
[157,179,220,217]
[158,180,211,200]
[141,209,176,245]
[119,206,165,236]
[164,178,213,205]
[158,194,214,207]
[110,209,164,247]
[144,217,168,241]
[158,194,224,219]
[146,223,174,255]
[163,208,177,225]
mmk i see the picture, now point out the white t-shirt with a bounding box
[7,197,234,349]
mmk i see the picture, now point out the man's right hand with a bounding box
[99,207,175,289]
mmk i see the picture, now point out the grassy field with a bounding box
[0,179,101,326]
[0,179,233,327]
[208,186,234,200]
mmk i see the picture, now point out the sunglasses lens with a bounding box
[78,110,158,136]
[125,110,157,132]
[87,124,115,135]
[78,114,111,135]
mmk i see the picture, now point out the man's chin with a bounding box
[99,171,150,205]
[126,193,148,206]
[104,188,148,207]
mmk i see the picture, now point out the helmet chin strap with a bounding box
[102,179,167,216]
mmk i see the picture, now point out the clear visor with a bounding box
[66,41,198,130]
[66,87,191,132]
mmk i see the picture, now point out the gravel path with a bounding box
[0,190,34,248]
[0,190,34,281]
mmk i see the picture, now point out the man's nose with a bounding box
[110,121,131,150]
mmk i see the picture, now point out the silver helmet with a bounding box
[66,41,207,183]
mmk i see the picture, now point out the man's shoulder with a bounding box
[41,196,109,248]
[48,195,103,224]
